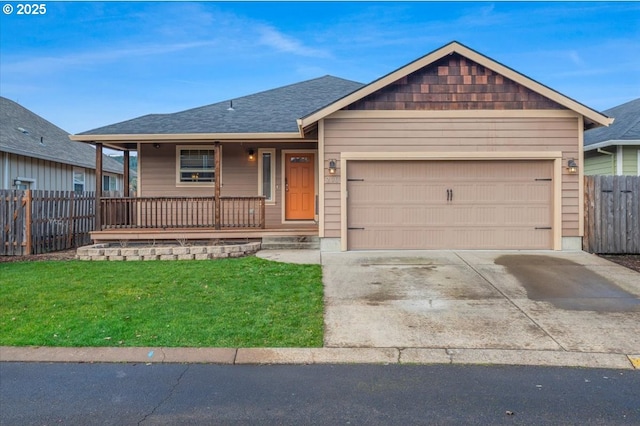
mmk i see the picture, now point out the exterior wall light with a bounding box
[248,149,255,161]
[567,159,578,174]
[328,159,337,175]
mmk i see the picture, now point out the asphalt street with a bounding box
[1,363,638,425]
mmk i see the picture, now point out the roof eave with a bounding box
[70,132,305,143]
[299,41,613,129]
[584,139,640,151]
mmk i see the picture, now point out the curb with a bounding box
[1,346,637,370]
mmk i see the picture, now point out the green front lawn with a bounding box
[0,257,323,348]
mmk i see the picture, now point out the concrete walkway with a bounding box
[2,250,639,370]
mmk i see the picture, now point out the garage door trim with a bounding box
[340,151,563,251]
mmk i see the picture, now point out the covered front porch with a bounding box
[84,137,320,244]
[92,193,318,243]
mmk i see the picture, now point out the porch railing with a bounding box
[100,196,265,230]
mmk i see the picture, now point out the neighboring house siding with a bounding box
[584,151,615,176]
[622,146,639,175]
[323,116,580,238]
[1,151,99,191]
[139,141,317,227]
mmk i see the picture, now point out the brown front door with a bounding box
[285,153,315,220]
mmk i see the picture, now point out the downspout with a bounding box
[597,148,615,174]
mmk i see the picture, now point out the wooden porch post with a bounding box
[214,142,221,230]
[123,150,130,197]
[95,142,103,231]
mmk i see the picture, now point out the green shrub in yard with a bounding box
[0,257,323,348]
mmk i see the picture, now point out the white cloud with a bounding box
[1,41,218,75]
[567,50,585,67]
[257,25,331,58]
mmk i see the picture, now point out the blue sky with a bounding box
[1,1,639,134]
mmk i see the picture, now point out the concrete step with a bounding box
[261,236,320,250]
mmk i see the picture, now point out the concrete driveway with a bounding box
[322,251,640,354]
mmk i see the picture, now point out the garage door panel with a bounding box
[347,160,553,250]
[403,206,449,226]
[504,183,551,202]
[349,206,397,226]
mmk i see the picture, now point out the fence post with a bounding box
[24,189,32,255]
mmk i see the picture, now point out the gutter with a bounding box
[584,139,637,151]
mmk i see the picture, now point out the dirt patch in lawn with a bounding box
[599,254,640,273]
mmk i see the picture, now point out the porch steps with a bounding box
[260,236,320,250]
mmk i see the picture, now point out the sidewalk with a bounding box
[1,346,638,369]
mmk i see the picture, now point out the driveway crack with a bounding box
[138,364,189,425]
[454,252,568,352]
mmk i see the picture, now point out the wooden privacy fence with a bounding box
[1,190,96,255]
[584,175,640,254]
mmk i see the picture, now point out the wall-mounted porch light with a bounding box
[567,159,578,174]
[328,159,337,175]
[248,149,255,161]
[153,143,161,149]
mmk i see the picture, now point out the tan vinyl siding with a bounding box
[139,141,316,227]
[584,151,615,175]
[323,116,580,239]
[622,146,640,175]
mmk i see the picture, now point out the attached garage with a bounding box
[298,42,612,251]
[346,159,554,250]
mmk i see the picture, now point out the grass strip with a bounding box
[0,257,323,348]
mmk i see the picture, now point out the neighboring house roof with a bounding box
[77,75,364,137]
[298,41,613,131]
[584,98,640,151]
[1,96,123,174]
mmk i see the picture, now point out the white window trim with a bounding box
[258,148,276,204]
[175,145,220,187]
[616,145,623,176]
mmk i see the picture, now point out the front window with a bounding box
[177,147,215,184]
[258,149,275,203]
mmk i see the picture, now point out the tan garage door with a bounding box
[347,160,553,250]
